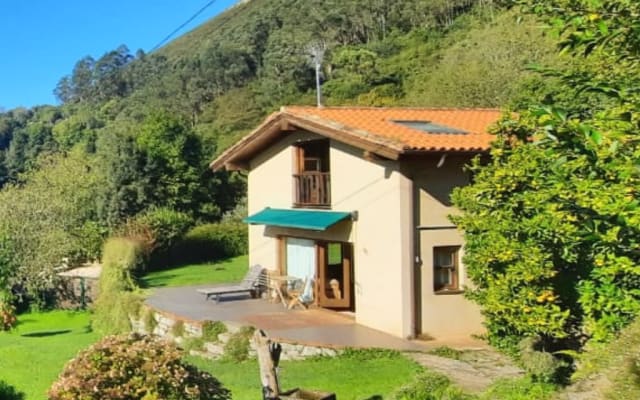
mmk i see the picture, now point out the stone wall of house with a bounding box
[132,305,340,361]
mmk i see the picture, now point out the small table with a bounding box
[269,275,302,308]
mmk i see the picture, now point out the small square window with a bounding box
[433,246,460,292]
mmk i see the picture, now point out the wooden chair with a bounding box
[288,278,314,309]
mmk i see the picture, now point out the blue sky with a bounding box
[0,0,238,110]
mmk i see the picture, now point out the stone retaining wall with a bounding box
[133,305,340,361]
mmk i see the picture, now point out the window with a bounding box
[293,139,331,207]
[433,246,460,292]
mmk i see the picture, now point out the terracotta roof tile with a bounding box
[282,106,502,152]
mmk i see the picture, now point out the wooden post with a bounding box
[254,329,282,400]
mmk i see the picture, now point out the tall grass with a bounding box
[91,238,144,334]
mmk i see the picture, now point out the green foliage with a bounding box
[202,320,227,342]
[480,376,556,400]
[340,347,402,361]
[570,318,640,399]
[182,337,206,352]
[171,320,185,337]
[92,238,144,335]
[451,0,640,352]
[175,222,248,265]
[0,150,106,297]
[518,337,566,383]
[143,307,158,333]
[393,370,474,400]
[403,11,559,108]
[222,326,255,362]
[429,346,464,360]
[0,381,24,400]
[123,207,194,270]
[49,333,231,400]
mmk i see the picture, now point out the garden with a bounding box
[0,252,427,400]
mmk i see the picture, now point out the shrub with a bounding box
[49,333,231,400]
[480,376,556,400]
[174,223,248,265]
[143,308,158,334]
[171,320,185,337]
[92,237,144,335]
[142,208,194,269]
[101,237,146,279]
[393,371,474,400]
[118,207,194,270]
[182,337,206,352]
[0,300,17,331]
[223,326,255,362]
[0,380,24,400]
[202,320,227,342]
[518,337,567,383]
[0,292,17,331]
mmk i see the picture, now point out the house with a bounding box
[210,106,502,340]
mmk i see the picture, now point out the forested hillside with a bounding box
[0,0,560,297]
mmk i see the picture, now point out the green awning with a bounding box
[244,208,352,231]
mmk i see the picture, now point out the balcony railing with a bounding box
[293,172,331,207]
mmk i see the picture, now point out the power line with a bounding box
[150,0,219,52]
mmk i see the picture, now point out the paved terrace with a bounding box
[146,285,487,351]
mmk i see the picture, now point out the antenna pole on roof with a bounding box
[306,41,326,108]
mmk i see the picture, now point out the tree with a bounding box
[451,0,640,351]
[0,150,105,298]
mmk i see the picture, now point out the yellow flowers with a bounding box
[536,290,556,303]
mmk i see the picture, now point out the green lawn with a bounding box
[187,350,423,400]
[140,255,248,288]
[0,310,100,400]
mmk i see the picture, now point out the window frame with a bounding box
[433,246,461,293]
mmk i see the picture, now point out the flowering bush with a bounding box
[49,333,231,400]
[0,301,16,331]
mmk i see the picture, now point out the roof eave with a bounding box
[209,111,403,171]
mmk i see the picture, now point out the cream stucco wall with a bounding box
[246,133,481,339]
[410,155,484,338]
[246,132,414,338]
[246,131,328,271]
[330,141,414,338]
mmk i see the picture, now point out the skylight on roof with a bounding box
[393,120,468,135]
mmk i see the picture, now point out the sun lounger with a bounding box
[197,264,265,302]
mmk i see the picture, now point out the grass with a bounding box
[140,255,248,288]
[186,350,423,400]
[0,310,100,400]
[429,346,465,360]
[565,318,640,399]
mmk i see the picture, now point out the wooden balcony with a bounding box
[293,172,331,207]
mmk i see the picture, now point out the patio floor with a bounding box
[146,284,487,351]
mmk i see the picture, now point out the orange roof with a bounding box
[284,106,502,152]
[211,106,502,171]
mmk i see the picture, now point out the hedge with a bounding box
[173,223,248,265]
